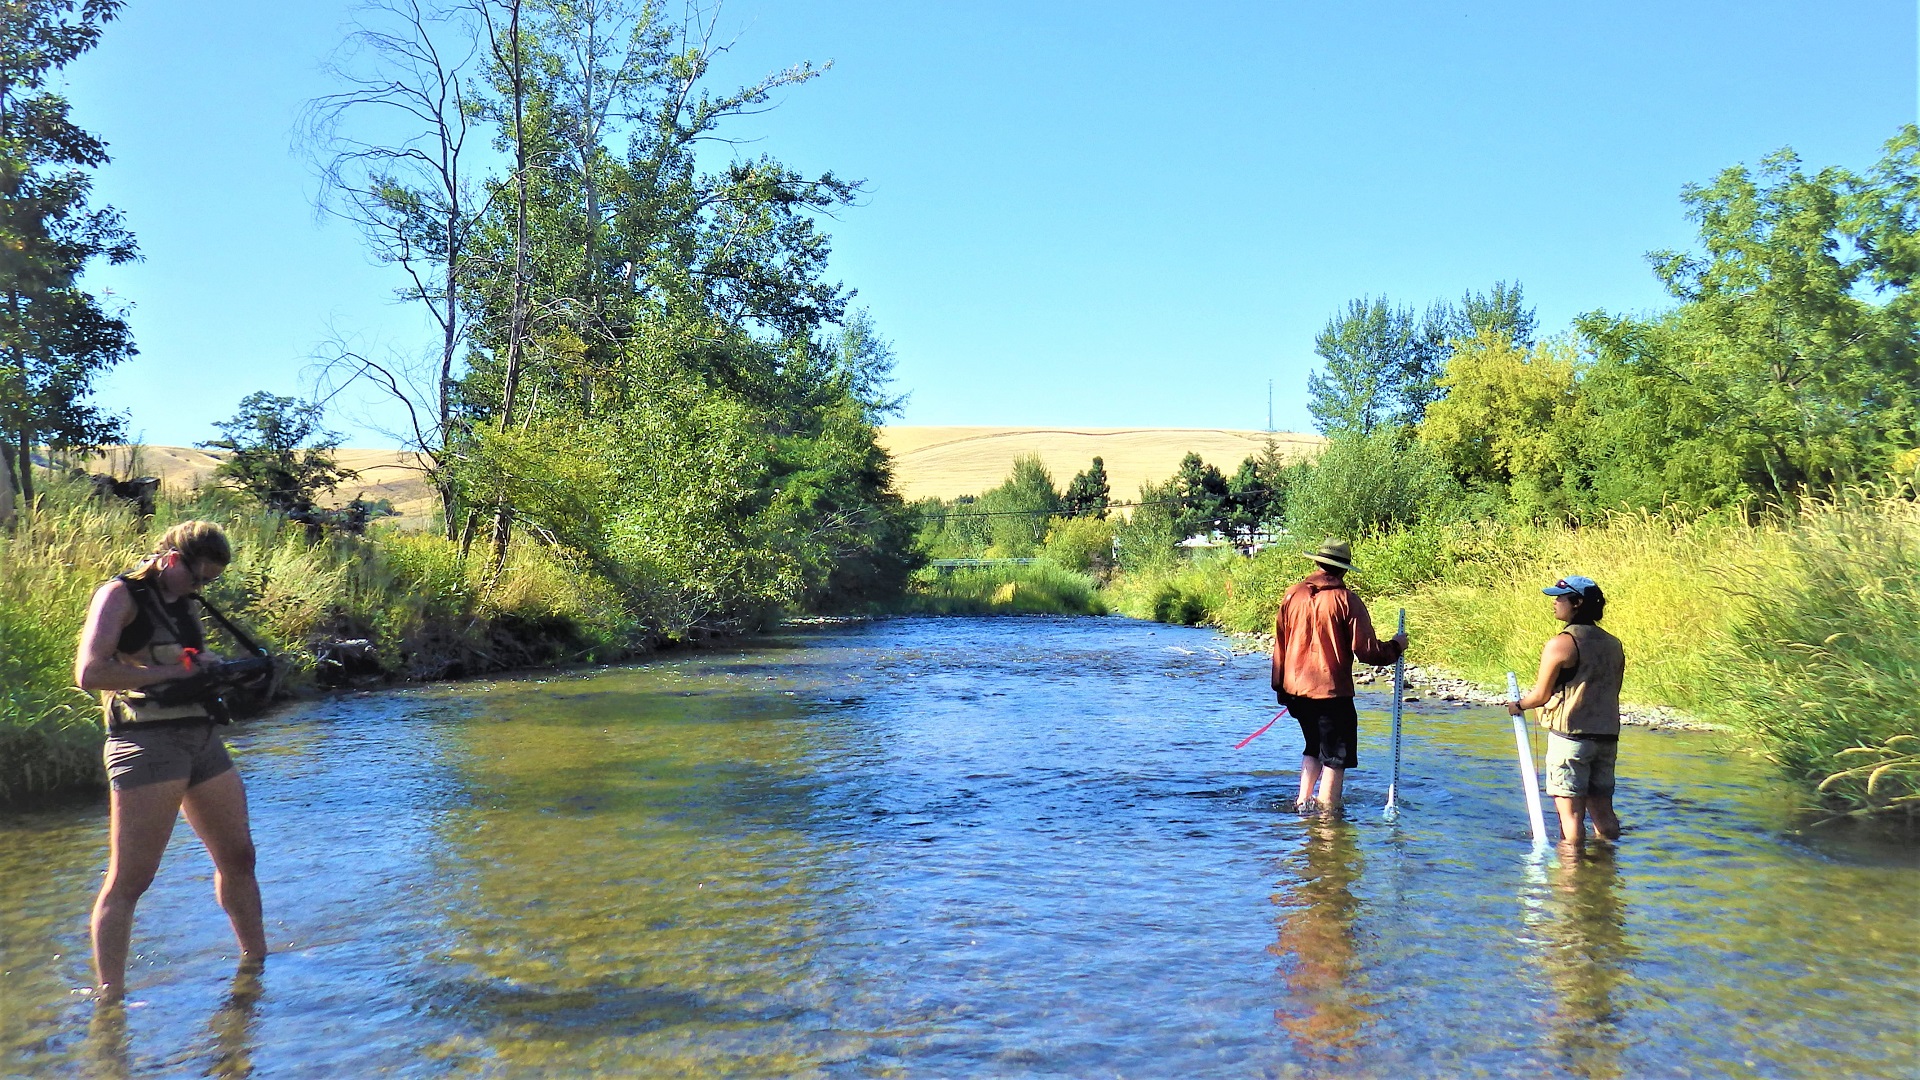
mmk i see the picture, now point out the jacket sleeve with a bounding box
[1349,595,1404,667]
[1271,600,1286,694]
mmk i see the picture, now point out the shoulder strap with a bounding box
[116,573,190,646]
[196,593,270,657]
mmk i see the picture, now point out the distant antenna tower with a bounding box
[1266,379,1274,432]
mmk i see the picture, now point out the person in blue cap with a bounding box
[1508,575,1626,847]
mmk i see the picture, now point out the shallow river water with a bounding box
[2,616,1916,1078]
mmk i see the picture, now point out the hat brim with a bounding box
[1307,553,1356,573]
[1542,586,1577,596]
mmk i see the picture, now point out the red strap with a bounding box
[1235,708,1288,749]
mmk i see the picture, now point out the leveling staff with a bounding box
[74,521,268,1003]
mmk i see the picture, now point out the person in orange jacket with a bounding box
[1272,539,1407,812]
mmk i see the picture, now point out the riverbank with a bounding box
[0,478,703,803]
[1110,493,1920,818]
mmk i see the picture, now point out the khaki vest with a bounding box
[1538,622,1624,737]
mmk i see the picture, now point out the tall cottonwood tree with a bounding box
[306,0,486,540]
[0,0,136,507]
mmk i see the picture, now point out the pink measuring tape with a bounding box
[1234,707,1289,750]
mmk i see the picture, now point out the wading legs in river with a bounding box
[1296,756,1345,812]
[1554,793,1621,848]
[180,769,267,967]
[92,778,189,1001]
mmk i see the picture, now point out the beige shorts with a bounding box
[104,723,234,790]
[1544,732,1617,798]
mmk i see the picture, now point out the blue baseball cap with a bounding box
[1543,575,1602,599]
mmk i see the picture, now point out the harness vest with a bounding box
[1538,622,1625,738]
[105,574,212,729]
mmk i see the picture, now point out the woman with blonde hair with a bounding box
[74,520,266,1002]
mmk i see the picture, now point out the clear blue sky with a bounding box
[66,0,1918,447]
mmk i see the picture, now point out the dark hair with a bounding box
[1568,591,1606,623]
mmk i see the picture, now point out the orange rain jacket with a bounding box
[1271,570,1404,700]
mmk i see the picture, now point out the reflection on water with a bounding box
[1271,816,1375,1060]
[2,617,1917,1077]
[204,968,264,1079]
[1524,848,1634,1079]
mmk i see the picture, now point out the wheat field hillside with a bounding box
[72,427,1323,523]
[876,427,1323,503]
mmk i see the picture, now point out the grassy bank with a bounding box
[901,561,1107,616]
[1110,494,1920,818]
[0,477,657,803]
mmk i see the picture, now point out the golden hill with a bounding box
[876,427,1322,504]
[86,427,1322,523]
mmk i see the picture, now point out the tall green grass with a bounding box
[0,477,645,802]
[1712,497,1920,817]
[1109,496,1920,818]
[902,561,1107,616]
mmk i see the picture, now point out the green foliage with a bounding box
[1113,478,1181,572]
[916,453,1060,559]
[1285,427,1463,542]
[1573,128,1918,510]
[1420,332,1590,521]
[202,392,357,514]
[1168,452,1229,540]
[1061,456,1111,519]
[903,561,1106,616]
[1308,284,1536,435]
[1042,514,1117,577]
[0,0,138,505]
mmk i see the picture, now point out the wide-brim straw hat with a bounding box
[1304,538,1356,573]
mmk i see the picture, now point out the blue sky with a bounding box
[66,0,1918,447]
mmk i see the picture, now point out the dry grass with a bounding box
[877,427,1323,504]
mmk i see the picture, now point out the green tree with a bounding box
[1578,128,1918,508]
[202,393,359,515]
[0,0,137,506]
[1419,331,1589,520]
[1308,297,1410,435]
[1168,451,1229,540]
[834,307,905,423]
[979,453,1058,556]
[1223,455,1279,547]
[305,0,487,541]
[1061,455,1111,519]
[1286,427,1462,541]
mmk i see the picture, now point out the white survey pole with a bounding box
[1384,609,1406,819]
[1508,672,1547,845]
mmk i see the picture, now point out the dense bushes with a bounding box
[902,561,1106,616]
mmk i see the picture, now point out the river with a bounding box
[2,616,1915,1077]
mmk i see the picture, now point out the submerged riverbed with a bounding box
[2,616,1915,1077]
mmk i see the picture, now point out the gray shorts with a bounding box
[1543,732,1617,798]
[104,724,235,790]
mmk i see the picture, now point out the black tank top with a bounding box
[114,574,205,659]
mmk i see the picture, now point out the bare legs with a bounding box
[181,770,267,966]
[1295,756,1346,812]
[91,769,264,1002]
[1552,792,1621,848]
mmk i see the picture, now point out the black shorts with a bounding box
[1287,695,1359,770]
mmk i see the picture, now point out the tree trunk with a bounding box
[0,440,14,528]
[490,0,530,572]
[14,423,32,506]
